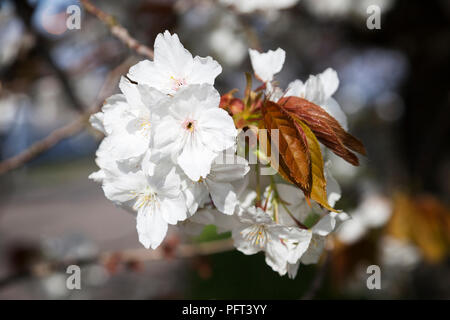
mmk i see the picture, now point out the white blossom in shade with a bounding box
[179,156,251,235]
[336,193,391,244]
[208,15,248,67]
[324,161,342,208]
[183,151,250,215]
[127,30,222,95]
[88,135,138,184]
[380,236,421,269]
[178,207,216,236]
[286,212,340,278]
[304,0,394,20]
[263,162,344,228]
[249,48,285,83]
[285,68,348,129]
[89,94,127,137]
[220,0,299,13]
[232,206,312,276]
[89,77,168,168]
[301,213,337,263]
[260,165,347,278]
[154,84,237,181]
[249,47,347,129]
[180,185,257,236]
[101,161,187,249]
[264,183,311,227]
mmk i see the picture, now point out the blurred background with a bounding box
[0,0,449,299]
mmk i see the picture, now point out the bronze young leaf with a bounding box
[279,96,366,166]
[292,116,337,212]
[262,101,312,197]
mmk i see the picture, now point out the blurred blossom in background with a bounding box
[0,0,449,299]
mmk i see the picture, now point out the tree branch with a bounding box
[0,238,234,289]
[80,0,154,59]
[13,0,86,112]
[0,58,135,175]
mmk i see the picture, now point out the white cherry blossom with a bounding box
[248,48,285,83]
[88,29,354,277]
[183,151,250,215]
[288,212,338,278]
[89,77,168,168]
[261,165,346,278]
[232,206,312,276]
[154,84,237,181]
[128,30,222,95]
[101,162,187,249]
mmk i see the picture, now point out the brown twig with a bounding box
[102,237,234,262]
[12,0,86,113]
[0,114,88,175]
[0,58,135,175]
[0,238,234,289]
[80,0,154,59]
[0,0,155,174]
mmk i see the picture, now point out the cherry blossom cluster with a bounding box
[90,30,348,278]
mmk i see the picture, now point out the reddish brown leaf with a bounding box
[279,96,366,166]
[293,117,337,212]
[257,121,294,185]
[219,89,238,111]
[262,101,312,197]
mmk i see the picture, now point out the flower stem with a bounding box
[255,162,261,203]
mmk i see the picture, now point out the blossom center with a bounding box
[242,224,268,248]
[182,119,196,132]
[139,118,151,135]
[170,76,187,91]
[132,187,159,211]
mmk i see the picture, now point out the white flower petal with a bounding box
[249,48,285,82]
[322,97,348,130]
[154,30,194,78]
[136,206,168,249]
[127,59,170,93]
[198,108,237,152]
[177,135,217,181]
[285,79,305,98]
[89,112,105,134]
[189,56,222,86]
[153,116,183,156]
[318,68,339,99]
[206,179,237,215]
[182,179,209,215]
[102,171,146,204]
[160,194,187,225]
[232,226,263,255]
[265,238,289,275]
[287,261,300,279]
[179,208,216,235]
[209,154,249,183]
[119,76,144,108]
[325,161,342,207]
[301,235,326,265]
[312,214,336,236]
